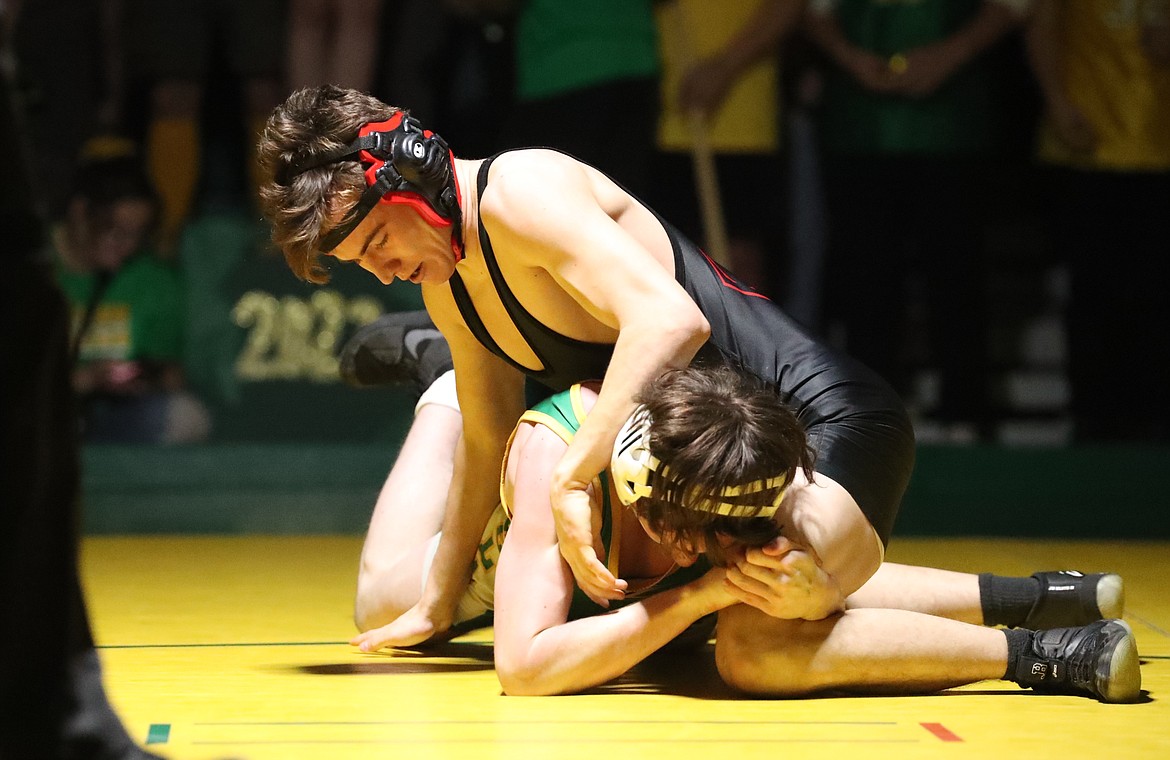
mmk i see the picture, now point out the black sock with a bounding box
[979,573,1042,627]
[1002,627,1035,681]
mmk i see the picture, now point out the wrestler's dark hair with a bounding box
[256,85,398,284]
[629,364,814,567]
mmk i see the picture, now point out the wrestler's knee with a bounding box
[714,606,830,697]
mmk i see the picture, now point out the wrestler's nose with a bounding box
[359,251,402,285]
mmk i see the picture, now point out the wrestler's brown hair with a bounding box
[256,85,399,284]
[629,364,814,567]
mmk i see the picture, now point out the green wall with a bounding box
[84,212,1169,538]
[81,443,1170,538]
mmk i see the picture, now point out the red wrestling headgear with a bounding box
[278,112,463,260]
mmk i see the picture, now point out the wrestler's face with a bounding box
[330,203,457,286]
[636,513,740,568]
[635,514,703,567]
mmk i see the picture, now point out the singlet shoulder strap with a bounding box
[448,149,616,391]
[474,152,614,387]
[474,155,532,342]
[445,156,534,376]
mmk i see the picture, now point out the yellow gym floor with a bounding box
[83,536,1170,760]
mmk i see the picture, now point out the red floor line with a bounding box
[921,722,962,742]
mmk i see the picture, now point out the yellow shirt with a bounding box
[1038,0,1170,170]
[657,0,781,153]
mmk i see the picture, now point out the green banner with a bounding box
[181,211,423,443]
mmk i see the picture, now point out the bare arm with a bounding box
[889,0,1027,98]
[1024,0,1064,115]
[493,420,733,696]
[726,470,881,620]
[1026,0,1097,153]
[805,0,1026,97]
[676,0,807,117]
[355,288,527,645]
[802,5,897,93]
[480,155,711,604]
[421,292,527,628]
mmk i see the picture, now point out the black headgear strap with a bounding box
[278,113,463,256]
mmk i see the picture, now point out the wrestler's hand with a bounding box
[350,602,450,652]
[692,566,740,613]
[841,47,898,94]
[724,537,842,620]
[550,481,628,607]
[678,56,738,120]
[888,40,964,98]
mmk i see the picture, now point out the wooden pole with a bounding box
[663,1,732,268]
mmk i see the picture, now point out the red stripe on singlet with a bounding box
[698,249,770,300]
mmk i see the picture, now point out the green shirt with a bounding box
[54,246,186,363]
[819,0,994,156]
[515,0,659,101]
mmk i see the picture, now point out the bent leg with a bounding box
[715,603,1006,697]
[354,380,461,630]
[846,562,983,624]
[846,563,1123,629]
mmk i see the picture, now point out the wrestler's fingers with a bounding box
[733,563,813,605]
[726,564,785,597]
[735,553,805,584]
[350,625,404,653]
[571,550,627,605]
[741,546,791,570]
[759,536,797,557]
[722,577,772,612]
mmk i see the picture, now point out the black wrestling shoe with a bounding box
[1022,571,1124,629]
[339,310,452,393]
[1013,620,1141,703]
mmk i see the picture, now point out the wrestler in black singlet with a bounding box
[448,153,915,545]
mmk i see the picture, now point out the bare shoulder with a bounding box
[505,407,572,504]
[785,469,881,571]
[479,150,594,224]
[486,149,586,191]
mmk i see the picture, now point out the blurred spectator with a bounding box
[652,0,804,298]
[1028,0,1170,442]
[124,0,286,252]
[805,0,1029,441]
[502,0,660,198]
[51,143,211,444]
[286,0,385,93]
[1,4,165,756]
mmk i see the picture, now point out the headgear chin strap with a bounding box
[278,112,464,259]
[610,405,788,518]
